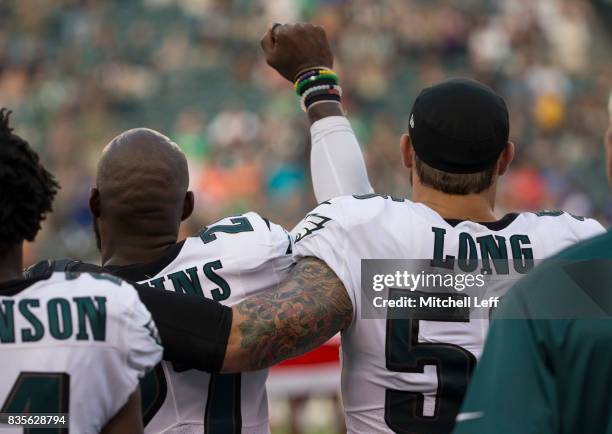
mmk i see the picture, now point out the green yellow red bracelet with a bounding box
[293,67,342,112]
[294,68,339,96]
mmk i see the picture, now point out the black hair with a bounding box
[0,108,59,250]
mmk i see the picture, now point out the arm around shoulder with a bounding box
[222,257,353,372]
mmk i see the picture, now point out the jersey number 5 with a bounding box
[385,290,476,434]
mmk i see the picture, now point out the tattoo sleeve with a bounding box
[222,257,353,372]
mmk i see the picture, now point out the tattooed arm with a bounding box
[221,257,353,372]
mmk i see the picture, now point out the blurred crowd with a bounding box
[1,0,611,265]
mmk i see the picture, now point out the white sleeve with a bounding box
[125,289,163,375]
[267,219,295,279]
[291,200,356,314]
[310,116,374,202]
[121,284,163,389]
[104,282,163,425]
[564,214,606,242]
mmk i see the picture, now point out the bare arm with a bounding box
[101,388,143,434]
[307,101,344,124]
[222,257,353,372]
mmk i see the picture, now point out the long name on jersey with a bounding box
[292,194,605,434]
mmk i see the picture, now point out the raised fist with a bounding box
[260,23,334,82]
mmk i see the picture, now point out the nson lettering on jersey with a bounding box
[0,296,106,344]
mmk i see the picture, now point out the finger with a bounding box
[272,22,292,44]
[260,26,276,54]
[271,23,283,42]
[314,24,327,37]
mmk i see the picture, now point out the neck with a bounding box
[0,244,24,283]
[413,184,497,222]
[101,233,178,267]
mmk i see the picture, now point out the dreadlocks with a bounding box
[0,108,59,250]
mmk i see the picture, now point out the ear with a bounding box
[400,134,414,169]
[182,191,195,221]
[497,142,515,176]
[89,188,101,219]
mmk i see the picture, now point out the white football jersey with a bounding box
[292,194,605,434]
[0,272,162,434]
[109,211,293,434]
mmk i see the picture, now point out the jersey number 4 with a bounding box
[1,372,69,434]
[385,290,476,434]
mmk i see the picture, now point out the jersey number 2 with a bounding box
[141,216,251,430]
[385,290,476,434]
[1,372,69,434]
[199,217,254,244]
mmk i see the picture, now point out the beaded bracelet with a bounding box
[294,67,335,90]
[296,74,338,96]
[294,67,342,112]
[300,85,343,111]
[304,89,342,107]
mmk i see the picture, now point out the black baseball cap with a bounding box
[408,78,509,174]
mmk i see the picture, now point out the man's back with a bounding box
[108,211,293,434]
[454,230,612,434]
[0,272,162,433]
[292,194,604,434]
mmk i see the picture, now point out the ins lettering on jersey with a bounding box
[141,263,231,301]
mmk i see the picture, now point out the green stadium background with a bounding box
[2,1,611,431]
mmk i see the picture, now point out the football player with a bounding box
[26,23,607,434]
[215,30,606,434]
[26,23,372,434]
[0,109,162,433]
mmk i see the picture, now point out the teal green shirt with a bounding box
[453,230,612,434]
